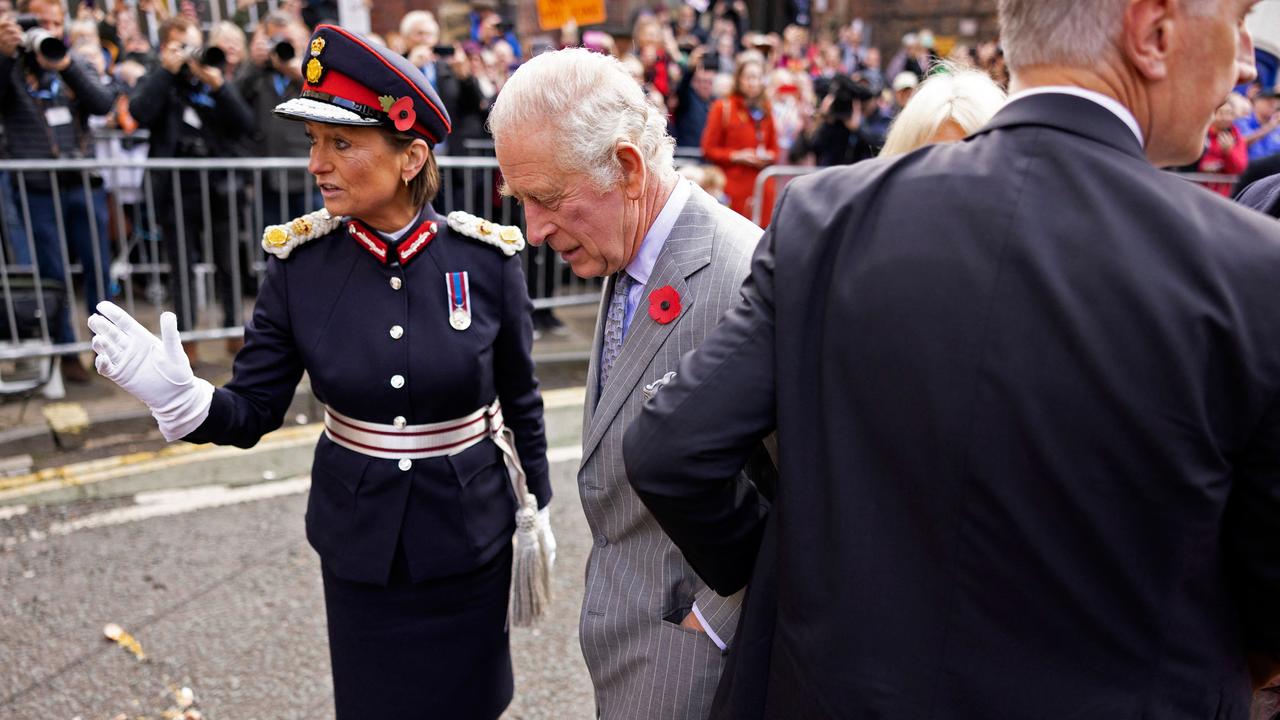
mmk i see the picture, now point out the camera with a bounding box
[16,15,67,62]
[185,44,227,69]
[271,38,295,62]
[827,75,876,120]
[432,44,455,58]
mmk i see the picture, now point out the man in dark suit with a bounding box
[623,0,1280,718]
[1239,173,1280,217]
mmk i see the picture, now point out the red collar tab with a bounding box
[345,214,439,266]
[397,219,439,265]
[347,219,388,262]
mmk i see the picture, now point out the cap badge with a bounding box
[305,58,324,84]
[310,37,325,57]
[379,95,417,132]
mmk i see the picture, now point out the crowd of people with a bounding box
[2,0,1279,377]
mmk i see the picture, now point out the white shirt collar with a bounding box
[625,178,691,287]
[1005,86,1145,148]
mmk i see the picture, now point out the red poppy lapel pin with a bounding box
[648,285,681,324]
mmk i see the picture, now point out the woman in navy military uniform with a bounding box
[86,25,552,720]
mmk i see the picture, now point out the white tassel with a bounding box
[509,493,550,628]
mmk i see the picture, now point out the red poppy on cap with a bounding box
[648,285,681,324]
[389,96,416,132]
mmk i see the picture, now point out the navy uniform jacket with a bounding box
[186,206,551,585]
[624,94,1280,718]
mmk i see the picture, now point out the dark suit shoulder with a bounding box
[1238,174,1280,218]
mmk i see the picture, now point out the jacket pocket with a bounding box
[313,437,372,496]
[448,438,517,551]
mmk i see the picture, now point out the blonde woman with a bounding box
[880,65,1006,157]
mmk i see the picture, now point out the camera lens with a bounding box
[25,28,67,61]
[199,45,227,69]
[273,39,295,62]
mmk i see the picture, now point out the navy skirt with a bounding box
[321,542,514,719]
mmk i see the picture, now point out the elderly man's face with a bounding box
[405,18,437,49]
[497,130,639,278]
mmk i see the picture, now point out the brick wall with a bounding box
[819,0,999,55]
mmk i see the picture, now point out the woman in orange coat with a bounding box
[701,56,779,225]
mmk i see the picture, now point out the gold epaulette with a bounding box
[261,208,342,260]
[446,211,526,257]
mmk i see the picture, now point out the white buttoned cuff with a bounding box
[691,601,727,651]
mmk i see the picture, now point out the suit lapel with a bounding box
[580,190,716,467]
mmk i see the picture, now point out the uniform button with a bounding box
[389,325,404,340]
[390,374,405,389]
[595,535,608,548]
[390,277,402,290]
[398,458,412,471]
[393,416,407,429]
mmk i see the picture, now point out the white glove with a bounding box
[88,301,214,442]
[536,505,556,568]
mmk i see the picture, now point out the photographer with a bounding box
[237,12,312,229]
[0,0,119,382]
[809,74,891,166]
[128,15,254,358]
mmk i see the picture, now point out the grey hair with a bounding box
[998,0,1216,71]
[488,47,676,192]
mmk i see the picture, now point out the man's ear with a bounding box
[1121,0,1174,82]
[403,138,431,182]
[616,141,647,200]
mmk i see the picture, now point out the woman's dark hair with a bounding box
[386,131,440,209]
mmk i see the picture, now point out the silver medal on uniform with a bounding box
[450,307,471,331]
[446,271,471,331]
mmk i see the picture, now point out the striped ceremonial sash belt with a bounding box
[324,399,505,460]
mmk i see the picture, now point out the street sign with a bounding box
[536,0,607,31]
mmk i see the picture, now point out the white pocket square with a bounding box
[642,371,678,401]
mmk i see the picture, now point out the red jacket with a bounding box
[702,95,779,225]
[1198,125,1248,197]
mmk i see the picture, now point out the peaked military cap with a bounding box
[273,24,451,145]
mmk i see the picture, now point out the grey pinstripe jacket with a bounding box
[578,184,763,719]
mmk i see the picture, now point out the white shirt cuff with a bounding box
[691,600,727,651]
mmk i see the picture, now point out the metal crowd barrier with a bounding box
[0,156,602,366]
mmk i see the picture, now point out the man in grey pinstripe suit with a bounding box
[490,48,771,718]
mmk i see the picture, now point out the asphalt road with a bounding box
[0,457,595,720]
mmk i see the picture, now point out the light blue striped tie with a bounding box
[598,272,634,395]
